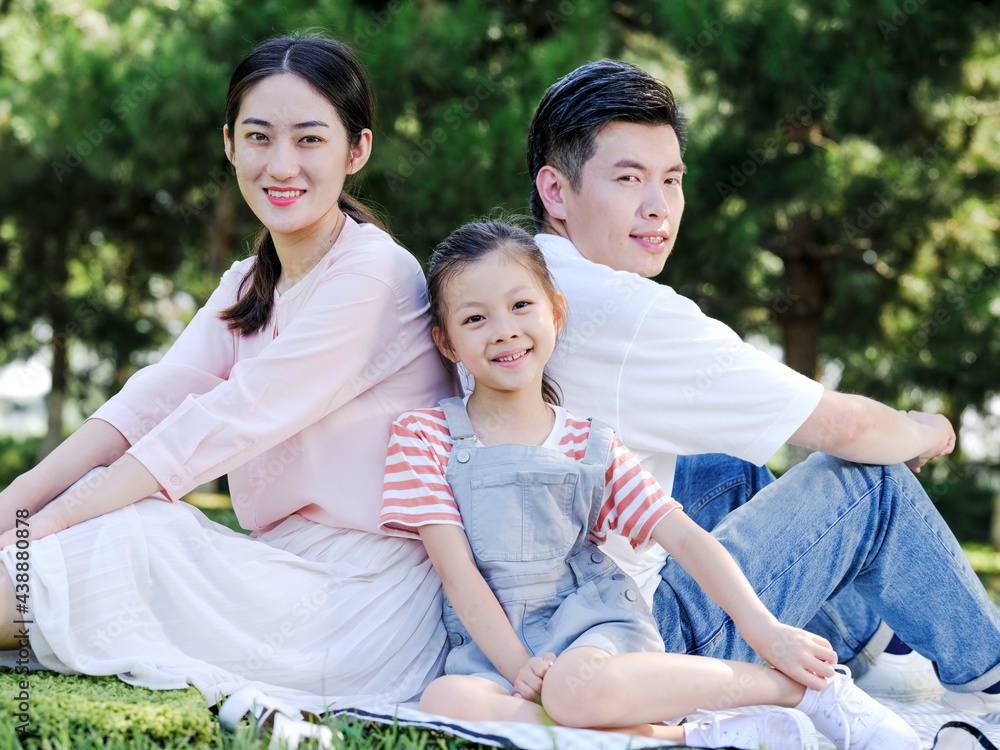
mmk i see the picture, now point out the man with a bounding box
[528,59,1000,714]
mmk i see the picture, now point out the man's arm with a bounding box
[788,389,955,471]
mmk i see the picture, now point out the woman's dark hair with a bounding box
[527,59,688,231]
[221,35,385,336]
[428,221,564,406]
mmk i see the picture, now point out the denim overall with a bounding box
[438,397,665,692]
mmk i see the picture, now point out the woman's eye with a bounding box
[247,132,268,142]
[300,135,322,144]
[618,175,639,183]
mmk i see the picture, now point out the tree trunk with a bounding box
[38,233,69,461]
[776,214,823,382]
[207,183,238,278]
[773,214,824,467]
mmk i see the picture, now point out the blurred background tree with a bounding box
[1,0,997,539]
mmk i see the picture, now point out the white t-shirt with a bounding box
[536,233,825,602]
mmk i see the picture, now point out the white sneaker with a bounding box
[797,665,920,749]
[942,689,1000,717]
[682,708,818,750]
[855,650,942,702]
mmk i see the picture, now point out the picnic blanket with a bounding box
[329,699,1000,750]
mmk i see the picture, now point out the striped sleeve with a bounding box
[378,409,465,539]
[591,437,680,548]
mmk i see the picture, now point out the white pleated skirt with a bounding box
[0,494,447,714]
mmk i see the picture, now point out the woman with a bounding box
[0,35,455,715]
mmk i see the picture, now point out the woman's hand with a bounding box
[743,617,837,691]
[0,473,52,538]
[0,502,73,550]
[512,652,556,703]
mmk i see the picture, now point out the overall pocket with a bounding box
[467,471,579,562]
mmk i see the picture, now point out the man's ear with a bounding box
[431,326,460,364]
[536,165,570,221]
[223,125,235,165]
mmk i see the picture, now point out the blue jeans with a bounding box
[659,452,1000,691]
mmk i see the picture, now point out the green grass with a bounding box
[0,669,500,750]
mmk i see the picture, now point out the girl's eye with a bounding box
[462,315,484,325]
[512,300,531,310]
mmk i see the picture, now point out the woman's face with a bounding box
[224,73,371,242]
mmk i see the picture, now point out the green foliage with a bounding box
[0,436,40,490]
[1,0,998,522]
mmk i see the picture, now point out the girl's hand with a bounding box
[745,619,837,691]
[512,652,556,703]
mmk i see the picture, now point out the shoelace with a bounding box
[687,710,754,744]
[819,665,882,750]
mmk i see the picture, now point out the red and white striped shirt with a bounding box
[379,405,680,549]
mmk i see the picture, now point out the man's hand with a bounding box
[512,652,556,703]
[902,411,956,473]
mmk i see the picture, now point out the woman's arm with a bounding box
[419,524,550,699]
[789,390,955,471]
[0,419,130,535]
[0,453,160,548]
[651,510,837,690]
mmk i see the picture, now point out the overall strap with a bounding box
[439,397,477,446]
[581,418,615,467]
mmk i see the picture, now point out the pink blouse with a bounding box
[89,216,457,533]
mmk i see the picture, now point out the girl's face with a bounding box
[433,253,564,401]
[224,73,371,242]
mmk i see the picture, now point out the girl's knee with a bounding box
[541,651,614,728]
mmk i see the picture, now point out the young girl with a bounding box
[379,222,919,750]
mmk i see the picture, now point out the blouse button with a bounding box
[170,476,181,486]
[449,632,464,647]
[612,572,625,581]
[456,450,471,463]
[590,551,603,564]
[624,589,638,602]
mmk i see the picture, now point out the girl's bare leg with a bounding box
[540,647,807,729]
[418,673,686,741]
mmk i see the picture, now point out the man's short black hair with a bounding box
[527,59,687,230]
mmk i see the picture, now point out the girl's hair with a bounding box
[428,221,564,406]
[220,35,386,336]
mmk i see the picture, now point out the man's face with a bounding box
[559,122,685,277]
